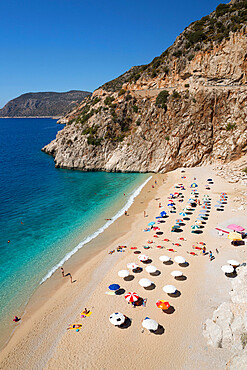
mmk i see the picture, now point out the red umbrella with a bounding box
[125,292,139,302]
[173,243,181,247]
[156,300,170,310]
[131,247,137,250]
[164,239,169,242]
[153,235,158,238]
[167,248,176,252]
[178,237,185,241]
[157,245,163,248]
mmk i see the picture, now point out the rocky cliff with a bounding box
[42,0,247,172]
[0,90,91,118]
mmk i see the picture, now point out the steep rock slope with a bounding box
[0,91,91,118]
[43,0,247,172]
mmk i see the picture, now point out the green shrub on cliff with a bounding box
[226,122,236,131]
[155,90,169,109]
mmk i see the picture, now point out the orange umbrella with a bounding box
[156,300,170,310]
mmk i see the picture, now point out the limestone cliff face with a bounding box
[43,3,247,172]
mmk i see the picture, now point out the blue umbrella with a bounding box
[148,222,155,226]
[179,212,187,217]
[160,211,167,217]
[196,217,204,221]
[207,178,213,181]
[167,203,174,207]
[108,284,120,291]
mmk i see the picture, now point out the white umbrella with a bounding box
[127,262,139,270]
[171,270,183,277]
[221,265,234,274]
[109,312,125,326]
[163,285,177,294]
[142,318,158,331]
[139,278,153,287]
[118,270,130,278]
[174,256,186,264]
[227,260,240,267]
[145,265,157,273]
[138,254,149,262]
[159,255,171,262]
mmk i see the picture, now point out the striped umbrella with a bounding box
[138,254,149,261]
[125,292,139,303]
[176,219,183,223]
[156,300,170,310]
[191,224,200,230]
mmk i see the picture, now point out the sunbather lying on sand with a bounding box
[67,324,82,330]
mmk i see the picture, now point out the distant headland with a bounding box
[0,90,92,118]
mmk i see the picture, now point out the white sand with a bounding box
[0,166,246,370]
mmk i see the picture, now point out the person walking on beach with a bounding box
[144,211,146,217]
[61,267,65,277]
[68,273,73,283]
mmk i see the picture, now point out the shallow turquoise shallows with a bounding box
[0,118,149,332]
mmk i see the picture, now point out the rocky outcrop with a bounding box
[42,1,247,172]
[203,266,247,368]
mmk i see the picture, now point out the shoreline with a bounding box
[0,173,156,351]
[0,166,246,369]
[0,116,61,119]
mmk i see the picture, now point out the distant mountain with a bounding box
[0,90,92,118]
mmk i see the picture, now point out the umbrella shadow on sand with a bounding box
[163,260,173,266]
[124,275,134,282]
[163,305,175,314]
[115,288,126,295]
[119,317,132,329]
[156,231,163,235]
[168,290,181,298]
[150,270,161,277]
[225,271,237,278]
[133,267,143,273]
[144,283,156,291]
[151,324,165,335]
[143,259,153,264]
[192,230,203,234]
[175,275,187,281]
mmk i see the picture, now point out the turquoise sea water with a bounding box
[0,118,149,335]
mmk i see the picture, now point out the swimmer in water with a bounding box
[8,240,10,243]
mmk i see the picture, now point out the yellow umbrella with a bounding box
[227,232,242,241]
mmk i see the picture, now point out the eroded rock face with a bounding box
[42,30,247,173]
[203,266,247,364]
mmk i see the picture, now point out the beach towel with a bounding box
[81,311,92,318]
[105,291,116,295]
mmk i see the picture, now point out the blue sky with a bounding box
[0,0,227,107]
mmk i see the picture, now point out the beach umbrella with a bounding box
[196,217,204,221]
[172,225,180,229]
[138,254,149,262]
[109,312,125,326]
[139,278,153,287]
[176,219,183,223]
[160,211,167,217]
[190,183,198,188]
[127,262,139,270]
[227,232,242,241]
[145,265,157,273]
[179,212,187,217]
[221,265,234,274]
[207,178,213,181]
[171,270,183,277]
[163,238,169,242]
[163,285,177,294]
[156,300,170,310]
[159,255,171,262]
[174,256,186,264]
[195,220,203,225]
[142,318,158,331]
[227,224,245,232]
[148,222,155,226]
[191,224,200,230]
[108,284,120,291]
[125,292,139,302]
[227,260,240,267]
[118,270,130,278]
[168,203,175,207]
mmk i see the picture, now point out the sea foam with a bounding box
[40,175,152,284]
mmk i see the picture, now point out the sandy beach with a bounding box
[0,165,246,370]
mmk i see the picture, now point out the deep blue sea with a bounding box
[0,118,149,337]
